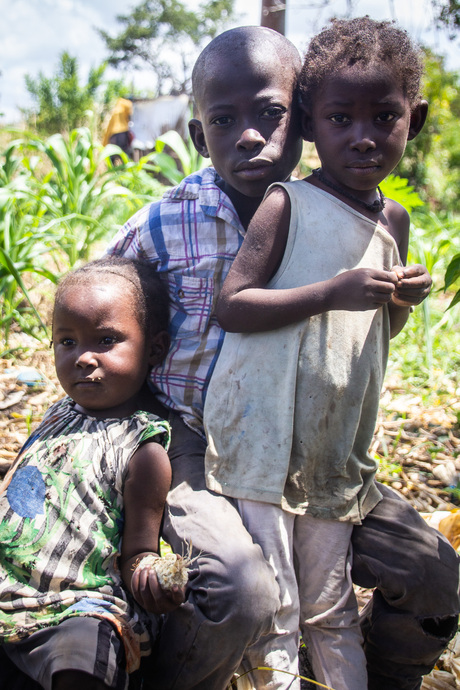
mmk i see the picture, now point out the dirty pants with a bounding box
[352,482,460,690]
[238,502,368,690]
[142,409,280,690]
[145,411,459,690]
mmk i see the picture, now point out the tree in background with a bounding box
[396,48,459,212]
[24,52,130,136]
[433,0,460,32]
[98,0,234,96]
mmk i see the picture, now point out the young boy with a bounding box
[106,25,459,690]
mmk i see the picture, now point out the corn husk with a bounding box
[136,553,189,590]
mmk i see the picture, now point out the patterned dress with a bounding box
[0,397,170,672]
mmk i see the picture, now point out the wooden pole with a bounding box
[261,0,286,35]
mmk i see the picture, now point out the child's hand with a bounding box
[131,562,186,615]
[332,268,398,311]
[390,264,432,307]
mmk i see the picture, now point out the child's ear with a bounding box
[148,331,170,366]
[407,100,428,141]
[189,118,210,158]
[299,103,314,142]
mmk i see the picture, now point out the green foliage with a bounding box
[24,52,130,136]
[433,0,460,32]
[389,207,460,381]
[153,130,209,184]
[443,253,460,309]
[25,53,100,134]
[27,127,169,268]
[0,141,58,344]
[378,187,452,375]
[397,49,460,212]
[389,284,459,393]
[22,127,145,265]
[98,0,234,95]
[0,127,168,351]
[379,175,425,214]
[411,210,459,370]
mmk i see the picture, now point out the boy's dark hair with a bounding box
[54,256,170,339]
[299,16,424,109]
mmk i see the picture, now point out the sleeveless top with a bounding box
[0,397,170,672]
[205,181,401,523]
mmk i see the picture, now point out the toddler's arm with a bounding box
[216,186,399,333]
[120,442,185,614]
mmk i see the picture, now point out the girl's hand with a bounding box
[390,264,432,307]
[331,268,398,311]
[131,563,186,615]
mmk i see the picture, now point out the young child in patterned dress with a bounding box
[0,257,184,690]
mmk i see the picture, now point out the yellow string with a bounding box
[229,666,336,690]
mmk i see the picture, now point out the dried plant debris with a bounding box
[134,552,191,591]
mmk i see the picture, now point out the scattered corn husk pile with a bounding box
[421,631,460,689]
[0,340,63,477]
[1,341,459,690]
[374,376,460,514]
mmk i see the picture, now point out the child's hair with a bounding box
[191,26,301,112]
[299,16,424,109]
[53,256,170,339]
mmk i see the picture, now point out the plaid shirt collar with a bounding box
[164,166,244,234]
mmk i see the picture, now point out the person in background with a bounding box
[103,97,134,162]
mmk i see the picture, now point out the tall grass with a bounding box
[0,140,58,345]
[0,127,168,353]
[22,127,158,265]
[386,210,460,412]
[379,177,460,385]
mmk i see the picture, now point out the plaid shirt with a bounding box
[106,167,245,434]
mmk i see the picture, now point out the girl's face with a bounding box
[53,277,160,418]
[303,64,415,202]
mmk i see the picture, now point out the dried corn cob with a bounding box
[134,552,190,591]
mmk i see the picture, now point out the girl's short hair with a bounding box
[299,16,424,109]
[54,256,170,339]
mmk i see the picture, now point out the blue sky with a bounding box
[0,0,458,124]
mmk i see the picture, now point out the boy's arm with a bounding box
[217,186,399,333]
[120,442,185,614]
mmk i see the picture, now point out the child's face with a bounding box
[53,277,158,418]
[304,64,420,195]
[190,52,303,209]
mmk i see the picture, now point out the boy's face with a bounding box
[302,64,426,196]
[190,52,303,211]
